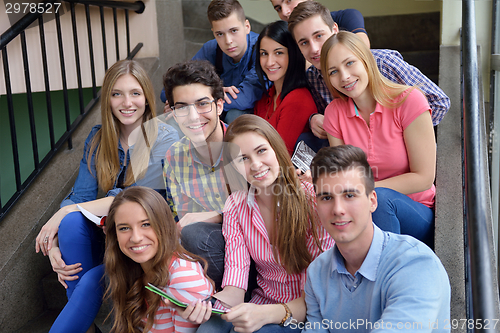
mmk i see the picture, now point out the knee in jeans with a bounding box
[76,266,105,296]
[59,212,92,241]
[374,188,399,209]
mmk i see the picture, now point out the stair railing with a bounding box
[461,0,500,330]
[0,0,145,221]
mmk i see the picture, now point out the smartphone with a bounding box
[145,283,227,315]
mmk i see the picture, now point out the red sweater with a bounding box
[254,86,316,155]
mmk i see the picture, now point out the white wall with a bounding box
[239,0,442,25]
[442,0,492,100]
[240,0,493,101]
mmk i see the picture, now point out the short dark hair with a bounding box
[207,0,246,24]
[288,1,334,39]
[310,145,375,195]
[255,20,309,100]
[163,60,224,106]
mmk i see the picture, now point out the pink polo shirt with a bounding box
[323,89,435,208]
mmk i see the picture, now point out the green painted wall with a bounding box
[0,88,95,209]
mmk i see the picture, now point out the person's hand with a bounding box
[163,102,175,121]
[163,298,213,324]
[310,114,327,139]
[177,212,222,229]
[296,169,312,183]
[223,86,239,105]
[36,205,75,255]
[48,246,82,289]
[221,303,271,333]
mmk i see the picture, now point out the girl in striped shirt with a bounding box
[198,114,334,332]
[104,186,214,333]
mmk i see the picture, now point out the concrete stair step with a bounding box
[400,50,440,84]
[184,27,213,44]
[182,0,211,30]
[14,300,113,333]
[14,270,113,332]
[186,40,204,60]
[365,12,440,52]
[42,272,68,311]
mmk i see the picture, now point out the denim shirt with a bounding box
[61,121,179,207]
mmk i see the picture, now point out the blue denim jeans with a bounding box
[181,222,225,291]
[372,187,435,247]
[50,212,105,332]
[221,109,253,124]
[197,314,301,333]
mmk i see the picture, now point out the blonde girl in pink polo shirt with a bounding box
[320,31,436,247]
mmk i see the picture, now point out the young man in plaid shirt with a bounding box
[162,60,243,290]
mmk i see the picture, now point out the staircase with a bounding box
[365,11,441,84]
[7,5,466,333]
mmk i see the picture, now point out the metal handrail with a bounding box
[462,0,500,330]
[0,0,144,49]
[0,0,144,220]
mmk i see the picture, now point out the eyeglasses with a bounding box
[171,99,216,117]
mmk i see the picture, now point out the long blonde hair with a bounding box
[105,187,212,332]
[223,115,323,274]
[87,60,157,193]
[320,31,414,108]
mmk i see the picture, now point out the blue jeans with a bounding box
[181,222,225,291]
[50,212,106,332]
[372,187,435,247]
[197,314,301,333]
[221,108,253,124]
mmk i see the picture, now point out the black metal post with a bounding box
[70,2,85,115]
[2,47,22,191]
[20,31,40,168]
[38,15,55,150]
[55,10,72,149]
[85,4,97,98]
[462,0,500,330]
[125,9,130,57]
[113,7,119,61]
[99,5,108,71]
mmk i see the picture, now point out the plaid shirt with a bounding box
[306,49,450,126]
[163,123,229,221]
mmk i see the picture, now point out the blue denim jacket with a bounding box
[61,121,179,207]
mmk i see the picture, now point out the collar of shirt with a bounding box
[307,65,322,81]
[331,222,385,282]
[349,99,383,119]
[246,185,280,210]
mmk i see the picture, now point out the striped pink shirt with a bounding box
[147,256,213,333]
[221,181,334,304]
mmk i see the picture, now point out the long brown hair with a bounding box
[105,187,212,332]
[87,60,157,193]
[320,31,415,108]
[223,114,323,274]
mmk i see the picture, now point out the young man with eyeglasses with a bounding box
[162,60,241,291]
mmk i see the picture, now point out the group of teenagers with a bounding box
[34,0,453,332]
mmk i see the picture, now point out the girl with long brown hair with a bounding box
[198,114,334,332]
[35,60,179,333]
[105,186,214,333]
